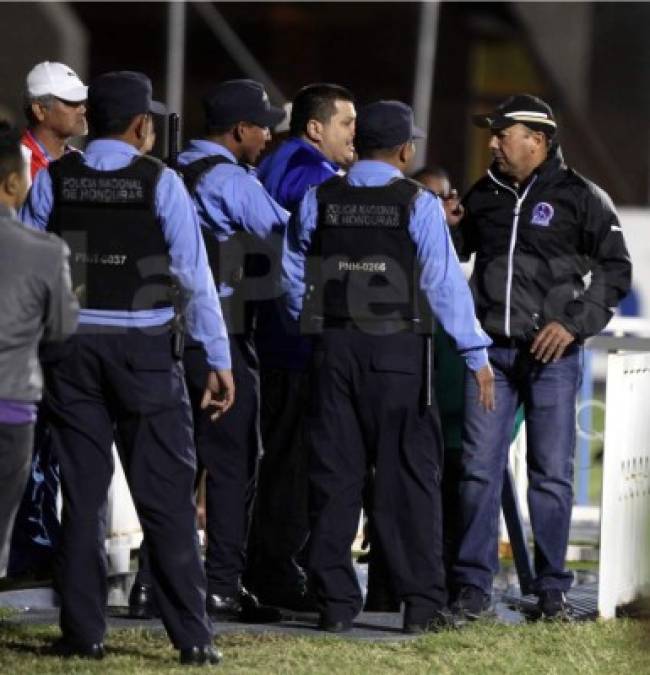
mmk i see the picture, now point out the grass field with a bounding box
[0,615,648,674]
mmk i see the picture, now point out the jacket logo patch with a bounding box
[531,202,554,227]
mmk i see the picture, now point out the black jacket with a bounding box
[453,144,632,342]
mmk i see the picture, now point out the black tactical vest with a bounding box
[308,175,422,326]
[48,153,172,311]
[180,155,269,287]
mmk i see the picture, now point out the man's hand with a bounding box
[530,321,575,363]
[442,189,465,227]
[201,369,235,421]
[474,363,495,411]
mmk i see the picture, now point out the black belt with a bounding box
[487,333,532,349]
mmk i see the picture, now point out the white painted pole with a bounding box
[412,2,440,172]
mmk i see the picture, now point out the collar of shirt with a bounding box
[287,137,339,173]
[85,138,140,158]
[346,160,403,187]
[24,129,52,161]
[183,139,238,164]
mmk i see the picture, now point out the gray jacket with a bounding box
[0,205,79,402]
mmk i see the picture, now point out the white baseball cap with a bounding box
[26,61,88,102]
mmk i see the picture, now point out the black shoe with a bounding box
[318,615,352,633]
[536,590,574,621]
[51,638,105,660]
[179,645,223,666]
[128,581,160,619]
[207,586,281,623]
[403,607,455,634]
[255,585,319,613]
[450,585,492,621]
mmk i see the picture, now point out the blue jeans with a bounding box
[452,344,581,594]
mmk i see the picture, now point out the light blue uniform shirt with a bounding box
[20,139,231,370]
[281,160,491,371]
[177,140,289,298]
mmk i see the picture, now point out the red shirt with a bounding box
[21,129,50,179]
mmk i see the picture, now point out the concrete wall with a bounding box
[0,2,87,124]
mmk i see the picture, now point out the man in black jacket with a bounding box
[450,94,632,620]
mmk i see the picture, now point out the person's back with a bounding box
[246,83,356,611]
[0,218,77,401]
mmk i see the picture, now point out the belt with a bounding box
[487,333,532,349]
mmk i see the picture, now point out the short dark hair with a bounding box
[411,166,449,183]
[357,144,402,161]
[0,122,24,183]
[289,83,354,136]
[88,112,137,138]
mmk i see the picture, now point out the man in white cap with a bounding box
[7,61,87,581]
[21,61,88,178]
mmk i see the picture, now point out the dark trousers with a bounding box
[452,345,581,595]
[307,329,446,624]
[8,406,60,577]
[44,329,211,649]
[0,422,34,573]
[245,367,311,593]
[183,333,262,595]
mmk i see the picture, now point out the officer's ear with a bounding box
[133,114,149,140]
[233,122,245,144]
[398,141,416,165]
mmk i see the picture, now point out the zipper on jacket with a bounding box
[487,170,537,337]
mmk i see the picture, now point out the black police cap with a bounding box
[473,94,556,135]
[355,100,425,151]
[203,79,285,129]
[88,71,166,121]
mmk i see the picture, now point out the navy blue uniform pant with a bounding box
[136,333,262,596]
[43,329,211,649]
[307,329,446,625]
[452,344,581,594]
[183,333,262,596]
[245,367,311,594]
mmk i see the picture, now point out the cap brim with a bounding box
[249,106,286,129]
[472,113,517,131]
[411,125,426,140]
[54,84,88,103]
[150,99,167,115]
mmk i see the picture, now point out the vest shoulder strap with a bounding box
[180,154,235,194]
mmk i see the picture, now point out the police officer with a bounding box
[130,79,287,623]
[282,100,494,633]
[247,83,356,611]
[20,71,233,665]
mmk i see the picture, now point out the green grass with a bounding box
[0,618,648,674]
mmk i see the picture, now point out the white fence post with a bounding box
[599,352,650,618]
